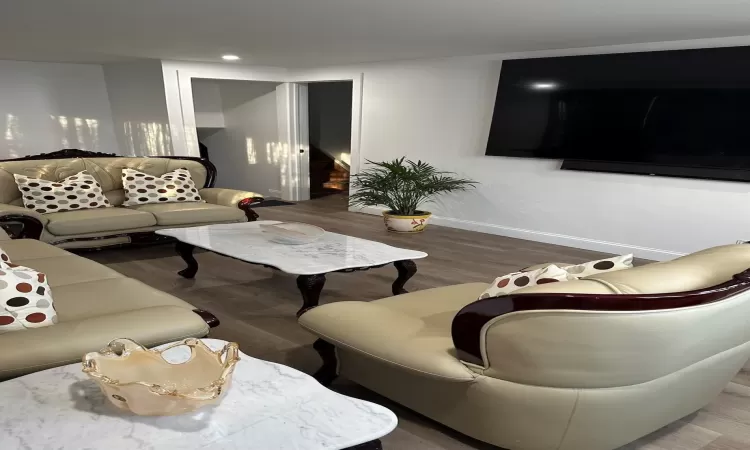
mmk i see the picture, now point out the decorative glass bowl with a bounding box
[82,338,240,416]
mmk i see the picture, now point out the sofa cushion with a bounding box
[0,306,209,380]
[122,168,202,206]
[51,278,196,321]
[127,202,246,226]
[44,207,157,236]
[0,238,73,261]
[14,170,111,214]
[10,255,124,287]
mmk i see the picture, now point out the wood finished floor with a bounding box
[85,195,750,450]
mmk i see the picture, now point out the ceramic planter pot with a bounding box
[382,211,432,233]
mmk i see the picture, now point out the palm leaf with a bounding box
[350,158,476,215]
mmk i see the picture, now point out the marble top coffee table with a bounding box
[157,221,428,316]
[0,339,397,450]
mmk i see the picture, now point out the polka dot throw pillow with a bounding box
[0,247,9,265]
[122,168,202,206]
[560,254,634,278]
[0,263,57,334]
[14,171,111,214]
[477,264,576,300]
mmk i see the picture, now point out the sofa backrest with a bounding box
[0,157,210,206]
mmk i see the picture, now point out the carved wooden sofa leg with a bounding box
[238,197,264,222]
[313,339,339,386]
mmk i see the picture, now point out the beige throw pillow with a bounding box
[14,171,111,214]
[0,262,57,334]
[477,264,575,299]
[561,254,634,278]
[122,168,202,206]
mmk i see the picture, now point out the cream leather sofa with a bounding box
[299,244,750,450]
[0,150,262,249]
[0,229,215,380]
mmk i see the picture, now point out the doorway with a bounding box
[174,68,362,204]
[307,81,353,201]
[191,78,282,196]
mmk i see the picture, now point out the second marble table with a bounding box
[157,221,428,316]
[0,339,397,450]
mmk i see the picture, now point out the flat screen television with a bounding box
[485,46,750,181]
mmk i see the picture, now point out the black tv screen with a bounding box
[485,46,750,180]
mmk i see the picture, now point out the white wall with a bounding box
[200,81,283,194]
[103,60,172,157]
[0,60,118,159]
[308,81,353,166]
[191,79,225,128]
[161,60,288,157]
[294,36,750,260]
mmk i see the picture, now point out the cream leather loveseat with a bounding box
[300,245,750,450]
[0,150,262,249]
[0,229,216,380]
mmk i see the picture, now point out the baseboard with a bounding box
[355,206,683,261]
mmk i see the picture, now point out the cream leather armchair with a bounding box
[299,244,750,450]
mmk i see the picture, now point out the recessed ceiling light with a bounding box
[222,54,240,61]
[529,81,558,90]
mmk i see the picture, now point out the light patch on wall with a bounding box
[275,142,289,188]
[338,152,351,166]
[57,116,70,147]
[123,122,171,156]
[49,115,100,151]
[5,114,21,142]
[4,114,23,158]
[85,119,100,150]
[74,117,85,147]
[245,138,257,164]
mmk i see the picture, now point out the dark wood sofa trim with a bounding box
[452,270,750,365]
[0,214,44,240]
[193,309,220,328]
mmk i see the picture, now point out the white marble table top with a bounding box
[157,221,428,275]
[0,339,397,450]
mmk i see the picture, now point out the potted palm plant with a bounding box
[349,158,476,233]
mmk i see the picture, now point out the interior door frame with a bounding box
[168,66,363,201]
[288,70,364,181]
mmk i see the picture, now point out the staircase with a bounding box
[323,162,349,191]
[310,146,349,198]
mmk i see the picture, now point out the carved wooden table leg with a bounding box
[345,439,383,450]
[296,274,327,317]
[392,260,417,295]
[312,338,338,386]
[176,242,199,279]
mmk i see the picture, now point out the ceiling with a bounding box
[2,0,750,67]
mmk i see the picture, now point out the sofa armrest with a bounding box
[300,301,477,382]
[199,188,264,222]
[0,204,46,240]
